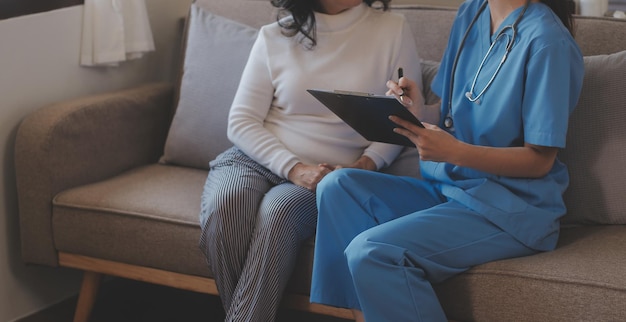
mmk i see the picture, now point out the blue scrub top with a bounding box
[428,0,584,250]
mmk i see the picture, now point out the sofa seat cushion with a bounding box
[51,163,317,295]
[435,225,626,321]
[52,164,211,278]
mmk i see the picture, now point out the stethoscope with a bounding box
[444,0,530,130]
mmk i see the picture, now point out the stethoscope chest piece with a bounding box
[444,116,454,129]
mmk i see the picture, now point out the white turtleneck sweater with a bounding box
[228,3,422,179]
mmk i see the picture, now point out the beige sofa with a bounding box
[15,0,626,321]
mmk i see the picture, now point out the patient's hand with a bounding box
[288,162,332,191]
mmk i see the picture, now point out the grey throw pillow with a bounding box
[160,4,258,169]
[560,50,626,225]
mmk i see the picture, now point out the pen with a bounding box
[397,67,405,102]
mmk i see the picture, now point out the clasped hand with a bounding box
[288,156,376,191]
[288,163,333,191]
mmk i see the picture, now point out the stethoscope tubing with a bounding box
[466,30,511,103]
[444,0,530,129]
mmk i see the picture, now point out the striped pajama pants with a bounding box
[199,147,318,322]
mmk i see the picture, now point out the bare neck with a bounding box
[488,0,533,34]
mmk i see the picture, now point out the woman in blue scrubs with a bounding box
[310,0,584,321]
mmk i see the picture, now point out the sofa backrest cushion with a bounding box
[560,50,626,225]
[387,7,626,60]
[160,4,261,169]
[390,6,456,61]
[573,16,626,56]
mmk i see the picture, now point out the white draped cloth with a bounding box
[81,0,155,66]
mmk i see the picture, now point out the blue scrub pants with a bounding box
[310,169,536,321]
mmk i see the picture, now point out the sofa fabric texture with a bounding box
[15,83,173,266]
[14,0,626,321]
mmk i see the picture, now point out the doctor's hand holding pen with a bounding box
[386,76,459,163]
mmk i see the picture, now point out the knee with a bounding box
[200,187,256,240]
[263,207,317,243]
[317,168,365,200]
[199,194,230,230]
[317,168,350,192]
[201,183,250,216]
[344,231,413,280]
[258,203,295,231]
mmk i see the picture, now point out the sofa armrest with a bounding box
[15,82,174,266]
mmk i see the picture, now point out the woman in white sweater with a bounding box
[198,0,421,320]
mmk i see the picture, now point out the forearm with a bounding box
[451,142,557,178]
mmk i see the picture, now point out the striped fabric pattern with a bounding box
[199,147,318,321]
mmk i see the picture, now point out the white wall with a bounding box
[0,1,191,321]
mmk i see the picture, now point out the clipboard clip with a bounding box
[333,90,375,97]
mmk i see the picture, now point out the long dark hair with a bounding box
[540,0,574,34]
[270,0,391,48]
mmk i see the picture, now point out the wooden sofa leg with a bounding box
[73,271,103,322]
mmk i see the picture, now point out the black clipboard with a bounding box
[307,89,423,147]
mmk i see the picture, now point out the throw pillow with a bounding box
[560,50,626,225]
[160,4,259,169]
